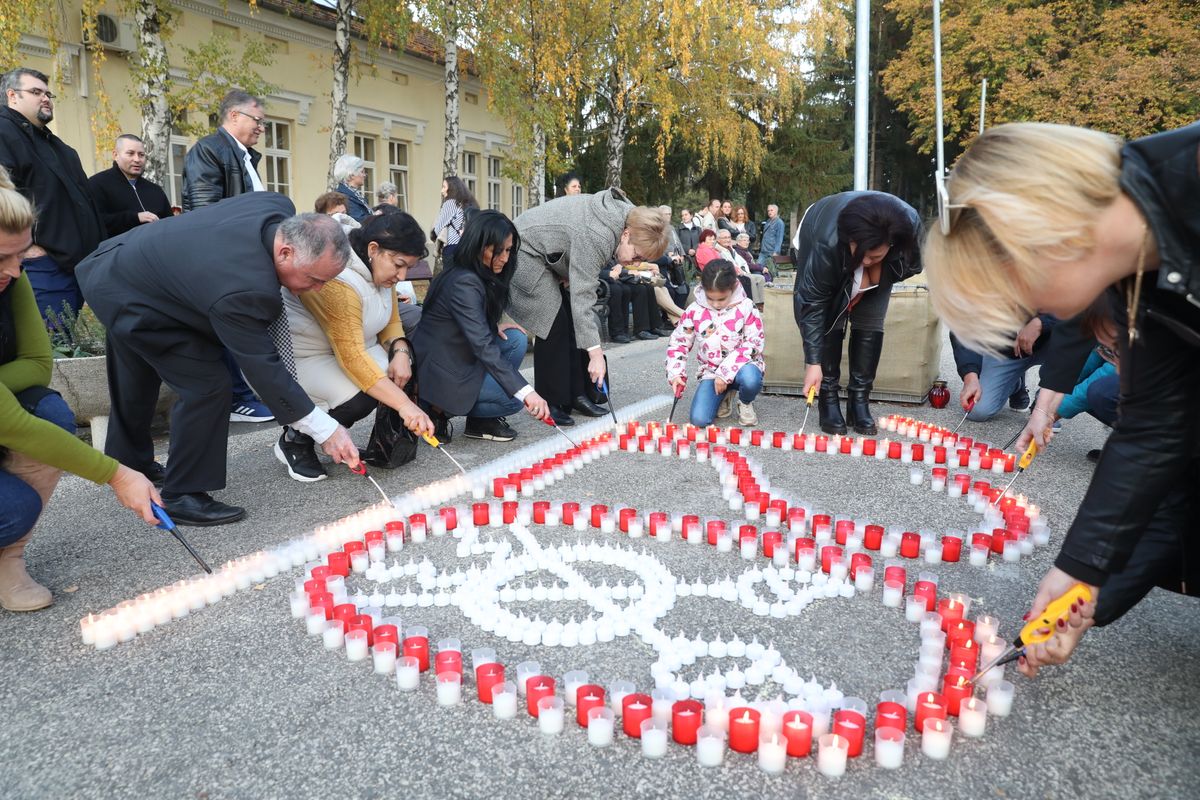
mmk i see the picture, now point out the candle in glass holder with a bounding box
[958,697,988,737]
[396,655,420,691]
[914,691,947,732]
[373,641,398,674]
[437,671,462,706]
[758,734,787,774]
[832,709,866,757]
[623,693,654,737]
[588,707,615,746]
[492,681,518,719]
[527,676,557,717]
[875,700,907,731]
[577,685,606,727]
[874,727,905,769]
[345,629,369,662]
[729,707,762,753]
[538,697,565,734]
[672,699,703,744]
[781,710,813,757]
[921,718,954,759]
[882,580,904,608]
[641,719,669,758]
[696,725,726,767]
[987,680,1014,716]
[816,733,848,777]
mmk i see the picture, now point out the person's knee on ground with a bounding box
[1086,373,1120,427]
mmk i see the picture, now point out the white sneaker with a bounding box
[717,392,733,419]
[738,400,758,426]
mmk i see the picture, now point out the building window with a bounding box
[353,134,377,197]
[486,156,502,211]
[511,183,525,218]
[262,119,292,197]
[464,92,479,105]
[388,140,409,211]
[460,151,478,196]
[165,118,191,208]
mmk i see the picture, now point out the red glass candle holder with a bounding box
[728,707,761,753]
[782,710,814,757]
[402,635,430,671]
[576,684,605,727]
[833,709,866,757]
[914,691,948,732]
[561,502,580,525]
[327,552,350,578]
[672,699,704,744]
[900,531,921,559]
[622,693,653,737]
[875,701,907,731]
[941,535,963,562]
[863,524,884,551]
[476,663,504,703]
[862,438,877,456]
[526,676,556,717]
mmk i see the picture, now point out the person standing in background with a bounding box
[87,134,173,237]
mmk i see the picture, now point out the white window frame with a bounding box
[166,131,190,208]
[486,156,502,211]
[261,118,292,197]
[460,151,478,197]
[387,140,410,211]
[353,134,377,197]
[511,183,525,218]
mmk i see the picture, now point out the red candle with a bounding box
[862,438,877,456]
[971,532,992,552]
[332,603,357,625]
[815,435,829,452]
[914,691,948,732]
[622,693,653,737]
[863,524,884,550]
[949,643,979,671]
[875,701,907,731]
[884,564,906,586]
[439,506,457,531]
[343,540,366,556]
[707,520,729,545]
[434,649,462,675]
[941,535,964,562]
[472,502,490,526]
[772,431,786,448]
[820,545,843,574]
[363,530,384,547]
[672,699,703,744]
[728,707,761,753]
[947,620,976,650]
[794,537,815,562]
[618,507,638,533]
[942,673,973,716]
[303,576,327,595]
[590,504,608,528]
[476,663,504,703]
[911,443,925,461]
[308,592,334,619]
[561,502,580,525]
[576,684,605,727]
[491,477,507,497]
[749,429,762,446]
[408,513,427,532]
[682,514,700,541]
[811,513,832,535]
[832,709,866,757]
[327,552,350,578]
[900,531,921,559]
[934,445,948,464]
[762,531,783,558]
[402,634,430,671]
[834,519,855,545]
[839,436,853,454]
[887,441,902,459]
[533,501,550,524]
[937,598,966,631]
[912,580,938,611]
[787,506,807,532]
[980,454,994,470]
[849,552,872,579]
[310,565,332,581]
[991,528,1010,554]
[502,501,518,524]
[792,433,805,450]
[649,512,669,538]
[526,676,556,717]
[346,614,374,646]
[373,624,399,649]
[781,710,813,757]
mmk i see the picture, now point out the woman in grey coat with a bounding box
[510,189,669,424]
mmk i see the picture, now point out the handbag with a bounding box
[360,404,418,469]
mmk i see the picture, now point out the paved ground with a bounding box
[3,327,1197,800]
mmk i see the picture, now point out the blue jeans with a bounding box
[1086,373,1120,426]
[0,391,75,546]
[23,255,82,324]
[469,329,527,419]
[967,352,1045,421]
[690,364,763,425]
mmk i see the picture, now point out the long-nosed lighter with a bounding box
[970,583,1094,684]
[799,385,816,434]
[992,440,1038,505]
[422,434,467,475]
[349,461,394,507]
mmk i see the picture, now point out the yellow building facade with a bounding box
[16,0,526,230]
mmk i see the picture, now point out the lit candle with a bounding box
[623,693,654,737]
[729,707,762,753]
[874,727,905,769]
[641,719,669,758]
[437,671,462,706]
[345,629,369,662]
[672,699,703,744]
[914,691,948,732]
[758,734,787,774]
[373,641,398,674]
[987,680,1014,717]
[816,733,849,777]
[492,681,518,719]
[958,697,988,737]
[782,710,814,757]
[696,725,726,767]
[921,717,954,759]
[587,707,615,746]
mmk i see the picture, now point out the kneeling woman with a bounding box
[411,211,550,441]
[279,211,434,481]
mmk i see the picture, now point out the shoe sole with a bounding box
[0,595,54,612]
[463,431,516,442]
[274,441,328,483]
[231,413,275,423]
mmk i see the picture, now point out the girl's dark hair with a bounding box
[837,193,916,271]
[701,258,739,293]
[348,211,427,272]
[698,228,717,243]
[443,175,479,210]
[431,209,519,327]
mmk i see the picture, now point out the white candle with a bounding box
[817,733,849,777]
[921,718,953,759]
[396,655,420,691]
[538,697,565,735]
[437,672,462,706]
[854,566,874,592]
[563,670,589,706]
[492,681,518,719]
[610,680,635,713]
[588,707,615,746]
[987,680,1014,716]
[958,697,987,737]
[373,643,397,674]
[696,725,726,767]
[640,719,669,758]
[345,630,369,661]
[882,580,904,608]
[974,615,1000,644]
[758,734,787,774]
[322,622,344,650]
[516,660,541,696]
[969,544,989,566]
[874,726,905,769]
[905,596,926,622]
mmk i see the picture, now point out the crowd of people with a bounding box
[1,68,1195,686]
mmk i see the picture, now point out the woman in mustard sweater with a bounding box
[0,168,159,612]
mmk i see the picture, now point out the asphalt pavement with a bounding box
[2,329,1197,800]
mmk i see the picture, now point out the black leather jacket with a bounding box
[1056,123,1200,590]
[792,191,922,364]
[181,128,261,211]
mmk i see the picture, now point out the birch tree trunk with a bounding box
[442,0,460,177]
[328,0,353,188]
[529,122,545,207]
[133,0,171,187]
[604,101,628,189]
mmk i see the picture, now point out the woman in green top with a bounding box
[0,167,159,612]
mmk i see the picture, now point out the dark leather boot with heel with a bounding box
[818,329,848,435]
[846,329,884,435]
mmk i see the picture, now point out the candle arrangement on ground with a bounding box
[81,400,1055,777]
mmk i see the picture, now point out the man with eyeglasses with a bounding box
[182,89,277,425]
[0,67,105,321]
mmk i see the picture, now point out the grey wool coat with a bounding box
[510,189,633,349]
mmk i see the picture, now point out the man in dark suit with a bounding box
[87,134,173,237]
[0,67,105,320]
[76,193,360,526]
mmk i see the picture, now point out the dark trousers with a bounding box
[603,278,653,335]
[1086,373,1120,427]
[534,288,589,407]
[103,331,231,495]
[223,348,258,404]
[287,392,378,444]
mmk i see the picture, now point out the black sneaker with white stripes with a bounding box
[463,416,517,442]
[274,428,328,482]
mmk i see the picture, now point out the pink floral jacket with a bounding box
[665,282,766,384]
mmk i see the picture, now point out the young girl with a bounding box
[665,259,766,426]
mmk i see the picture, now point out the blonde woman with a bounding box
[924,121,1200,676]
[0,166,159,611]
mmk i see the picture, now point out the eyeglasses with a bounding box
[236,110,266,129]
[935,171,968,235]
[14,87,55,101]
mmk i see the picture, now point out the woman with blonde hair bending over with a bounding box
[924,121,1200,676]
[0,167,159,611]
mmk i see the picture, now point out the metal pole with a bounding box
[979,78,988,135]
[854,0,870,190]
[933,0,945,179]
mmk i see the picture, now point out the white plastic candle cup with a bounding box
[817,733,849,777]
[854,566,875,592]
[492,681,518,719]
[322,621,344,650]
[758,734,787,775]
[610,680,635,713]
[471,647,497,670]
[640,719,669,758]
[588,707,615,746]
[564,670,589,706]
[921,718,954,759]
[874,727,905,769]
[958,697,987,737]
[920,611,944,637]
[974,615,999,644]
[987,680,1014,716]
[922,630,947,651]
[305,609,327,636]
[516,661,542,695]
[373,642,398,674]
[905,596,926,622]
[345,629,369,662]
[538,697,565,735]
[696,725,726,767]
[882,580,904,608]
[909,467,923,485]
[396,655,420,691]
[437,671,463,706]
[651,687,675,721]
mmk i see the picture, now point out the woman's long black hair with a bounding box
[348,210,427,271]
[443,175,479,210]
[426,209,519,328]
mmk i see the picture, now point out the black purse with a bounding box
[360,404,418,469]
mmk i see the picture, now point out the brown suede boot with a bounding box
[0,534,53,611]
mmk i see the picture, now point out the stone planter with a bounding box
[50,355,177,451]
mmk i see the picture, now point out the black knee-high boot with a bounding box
[846,329,884,435]
[818,329,847,435]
